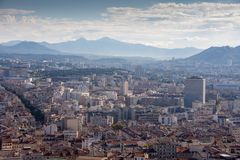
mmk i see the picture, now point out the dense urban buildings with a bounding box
[1,0,240,160]
[0,53,239,159]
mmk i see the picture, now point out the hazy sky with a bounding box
[0,0,240,48]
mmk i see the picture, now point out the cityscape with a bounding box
[0,0,240,160]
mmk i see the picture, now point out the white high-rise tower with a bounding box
[121,81,129,96]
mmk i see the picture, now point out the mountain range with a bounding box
[0,41,62,55]
[0,37,202,59]
[1,37,240,65]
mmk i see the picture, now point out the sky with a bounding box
[0,0,240,48]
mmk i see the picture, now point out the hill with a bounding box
[186,46,240,64]
[0,41,62,55]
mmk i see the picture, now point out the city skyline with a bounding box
[0,0,240,49]
[1,1,240,159]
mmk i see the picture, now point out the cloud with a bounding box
[105,3,240,30]
[0,3,240,48]
[172,36,209,42]
[0,9,35,15]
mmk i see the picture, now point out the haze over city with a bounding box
[0,1,240,160]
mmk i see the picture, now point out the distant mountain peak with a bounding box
[75,37,87,42]
[209,45,231,49]
[15,41,41,46]
[96,37,121,43]
[13,41,51,50]
[0,40,62,55]
[186,45,240,64]
[98,37,113,41]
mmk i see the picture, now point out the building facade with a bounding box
[184,77,206,108]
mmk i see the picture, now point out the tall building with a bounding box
[184,77,206,108]
[135,65,144,77]
[63,117,82,131]
[121,81,129,96]
[44,124,58,135]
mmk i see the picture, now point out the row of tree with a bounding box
[2,84,44,124]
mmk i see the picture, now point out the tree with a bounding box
[111,124,123,131]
